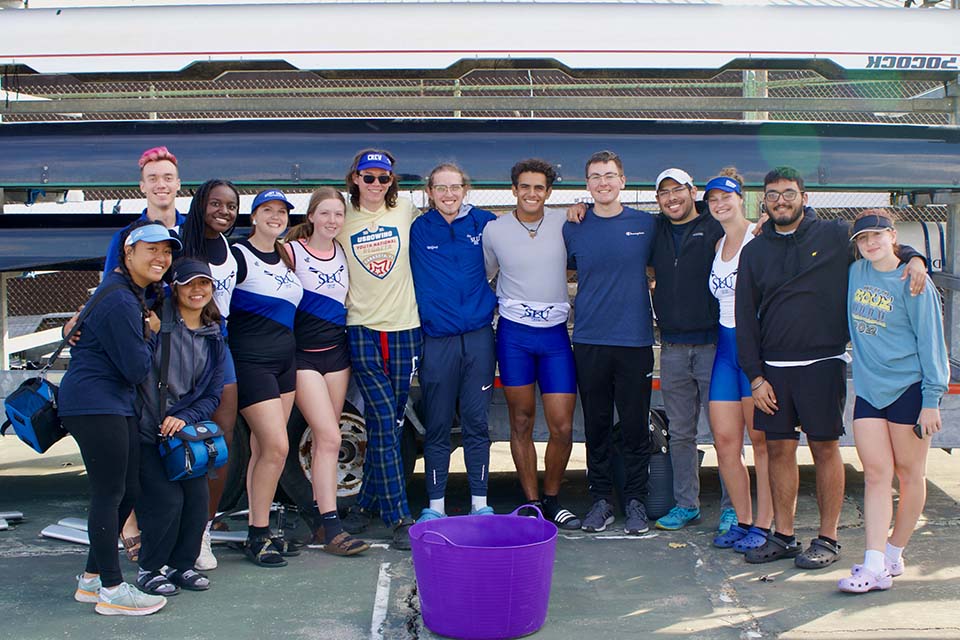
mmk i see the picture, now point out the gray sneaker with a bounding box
[582,499,615,533]
[624,499,649,534]
[95,582,167,616]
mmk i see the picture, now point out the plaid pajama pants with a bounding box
[348,325,422,526]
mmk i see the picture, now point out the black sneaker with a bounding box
[342,505,373,534]
[581,499,615,533]
[391,517,414,551]
[542,501,582,531]
[624,499,649,535]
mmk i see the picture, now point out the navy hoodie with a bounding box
[735,215,925,382]
[59,271,154,417]
[410,206,497,338]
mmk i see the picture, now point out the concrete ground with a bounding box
[1,438,958,640]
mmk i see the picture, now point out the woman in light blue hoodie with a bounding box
[840,210,949,594]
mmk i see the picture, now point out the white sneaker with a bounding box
[195,529,218,571]
[95,582,166,616]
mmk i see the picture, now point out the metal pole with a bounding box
[1,273,10,370]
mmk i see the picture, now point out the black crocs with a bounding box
[745,535,801,564]
[795,538,841,570]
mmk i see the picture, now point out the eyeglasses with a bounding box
[656,185,689,198]
[431,184,464,194]
[587,172,621,183]
[360,174,392,184]
[764,189,802,202]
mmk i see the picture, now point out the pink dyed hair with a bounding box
[138,146,178,170]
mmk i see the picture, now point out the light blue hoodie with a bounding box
[848,259,949,410]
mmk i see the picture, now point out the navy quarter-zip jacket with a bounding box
[410,206,497,338]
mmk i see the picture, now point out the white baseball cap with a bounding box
[655,168,694,190]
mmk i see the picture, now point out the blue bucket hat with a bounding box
[251,189,295,214]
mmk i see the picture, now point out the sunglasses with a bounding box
[360,174,392,184]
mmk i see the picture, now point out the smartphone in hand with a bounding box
[913,423,924,439]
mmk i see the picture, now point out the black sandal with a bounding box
[244,536,287,568]
[322,531,370,557]
[165,568,210,591]
[745,535,801,564]
[136,570,180,596]
[795,538,841,570]
[270,535,301,557]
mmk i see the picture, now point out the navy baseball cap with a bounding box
[704,176,742,195]
[357,152,393,172]
[124,223,183,250]
[251,189,295,214]
[170,258,213,285]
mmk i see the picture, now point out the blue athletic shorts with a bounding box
[709,325,751,402]
[854,381,922,425]
[222,342,237,386]
[496,317,576,394]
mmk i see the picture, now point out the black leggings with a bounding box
[136,444,209,572]
[62,415,139,588]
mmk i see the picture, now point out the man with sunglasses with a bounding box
[735,166,928,569]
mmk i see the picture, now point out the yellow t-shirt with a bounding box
[337,197,420,331]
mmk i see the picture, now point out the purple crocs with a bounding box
[733,526,768,553]
[838,566,893,594]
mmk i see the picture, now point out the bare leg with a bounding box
[504,384,539,501]
[710,400,751,523]
[888,421,931,549]
[808,439,844,540]
[241,397,292,528]
[541,392,576,496]
[766,439,799,536]
[853,418,894,554]
[207,383,238,520]
[295,368,350,514]
[744,398,773,529]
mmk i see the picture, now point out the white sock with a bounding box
[471,496,488,512]
[885,541,904,563]
[429,498,445,514]
[863,549,886,574]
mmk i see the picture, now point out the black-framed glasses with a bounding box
[764,189,802,202]
[656,185,689,198]
[360,174,392,184]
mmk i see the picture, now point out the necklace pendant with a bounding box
[528,230,537,239]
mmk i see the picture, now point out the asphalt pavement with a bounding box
[1,439,959,640]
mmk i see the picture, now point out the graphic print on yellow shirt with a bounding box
[351,225,401,279]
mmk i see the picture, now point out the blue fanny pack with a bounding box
[158,420,228,481]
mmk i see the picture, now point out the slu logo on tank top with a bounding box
[265,269,298,291]
[350,225,400,279]
[521,303,555,322]
[308,264,346,290]
[214,270,236,293]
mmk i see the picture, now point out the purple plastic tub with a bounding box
[409,506,558,640]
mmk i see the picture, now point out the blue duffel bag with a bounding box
[157,420,228,481]
[1,377,65,454]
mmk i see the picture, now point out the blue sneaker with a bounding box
[713,524,750,548]
[470,506,495,516]
[733,526,769,553]
[717,508,738,535]
[416,508,446,523]
[655,506,701,531]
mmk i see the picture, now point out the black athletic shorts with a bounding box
[234,354,297,410]
[853,381,922,425]
[754,358,846,442]
[295,342,350,376]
